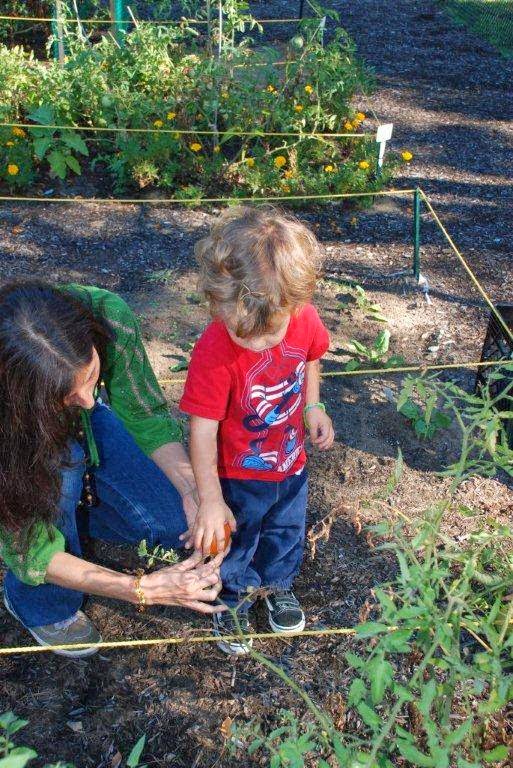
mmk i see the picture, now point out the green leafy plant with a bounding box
[227,366,513,768]
[0,2,404,196]
[0,712,147,767]
[27,104,89,180]
[342,329,405,371]
[137,539,180,567]
[398,366,513,480]
[398,396,452,439]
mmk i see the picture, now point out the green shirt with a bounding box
[0,285,182,586]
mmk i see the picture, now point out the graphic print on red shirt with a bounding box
[180,304,330,482]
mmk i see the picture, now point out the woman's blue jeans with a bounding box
[3,403,187,628]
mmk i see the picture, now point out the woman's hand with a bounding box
[185,497,236,558]
[140,551,225,613]
[305,407,335,450]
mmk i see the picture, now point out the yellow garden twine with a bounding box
[0,122,371,140]
[157,359,512,387]
[0,188,415,206]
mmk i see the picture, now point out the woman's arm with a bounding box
[45,550,224,613]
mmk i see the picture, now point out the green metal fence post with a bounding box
[110,0,128,45]
[413,187,421,281]
[52,0,66,63]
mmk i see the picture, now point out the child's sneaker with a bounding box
[265,590,306,634]
[212,611,253,656]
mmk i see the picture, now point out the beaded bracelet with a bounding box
[133,569,147,613]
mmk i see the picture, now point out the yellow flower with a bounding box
[282,185,291,193]
[324,164,335,173]
[359,160,370,170]
[274,155,287,168]
[356,111,366,122]
[221,92,229,99]
[284,169,294,179]
[12,127,26,138]
[294,104,304,112]
[166,112,176,120]
[190,142,202,152]
[344,121,354,131]
[401,150,413,162]
[304,84,314,94]
[246,157,255,167]
[213,145,221,154]
[266,84,275,93]
[7,163,19,176]
[6,141,14,147]
[153,119,164,128]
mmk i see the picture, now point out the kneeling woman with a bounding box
[0,281,222,657]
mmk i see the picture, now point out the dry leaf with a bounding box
[220,717,233,739]
[111,751,122,768]
[12,226,23,235]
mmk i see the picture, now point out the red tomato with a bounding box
[209,522,232,556]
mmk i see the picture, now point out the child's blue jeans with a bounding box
[3,402,187,628]
[219,471,308,610]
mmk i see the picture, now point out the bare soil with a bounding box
[0,1,512,765]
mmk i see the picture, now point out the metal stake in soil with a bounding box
[413,187,421,281]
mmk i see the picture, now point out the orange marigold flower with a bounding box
[153,119,164,128]
[190,142,202,152]
[246,157,255,167]
[282,185,291,193]
[359,160,370,170]
[401,150,413,162]
[12,127,26,138]
[7,163,19,176]
[294,104,304,112]
[274,155,287,168]
[356,112,366,121]
[324,164,335,173]
[166,112,176,120]
[344,121,354,131]
[266,84,275,92]
[284,169,294,179]
[304,84,314,94]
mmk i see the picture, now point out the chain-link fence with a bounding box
[442,0,513,56]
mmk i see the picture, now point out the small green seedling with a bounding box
[343,330,405,371]
[138,540,179,567]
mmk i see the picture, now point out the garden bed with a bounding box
[0,191,512,766]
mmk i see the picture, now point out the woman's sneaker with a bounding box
[265,590,306,634]
[3,593,101,658]
[212,611,253,656]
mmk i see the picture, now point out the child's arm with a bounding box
[187,415,236,557]
[304,359,335,450]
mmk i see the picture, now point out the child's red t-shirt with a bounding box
[180,304,330,482]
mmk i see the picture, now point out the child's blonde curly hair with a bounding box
[195,206,322,339]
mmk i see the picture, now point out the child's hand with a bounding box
[190,497,236,558]
[305,407,335,450]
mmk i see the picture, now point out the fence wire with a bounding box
[442,0,513,55]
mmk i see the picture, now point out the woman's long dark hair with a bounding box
[0,281,114,546]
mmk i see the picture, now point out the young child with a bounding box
[180,206,334,654]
